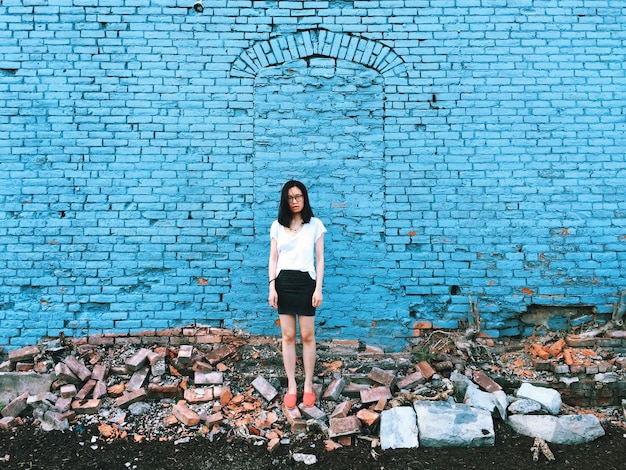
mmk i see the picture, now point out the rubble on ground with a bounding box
[0,325,625,456]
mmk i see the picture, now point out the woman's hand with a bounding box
[312,289,323,308]
[269,286,278,309]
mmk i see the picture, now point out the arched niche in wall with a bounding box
[229,30,408,336]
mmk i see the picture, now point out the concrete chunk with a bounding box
[516,382,562,415]
[380,406,419,450]
[508,414,605,444]
[414,401,495,447]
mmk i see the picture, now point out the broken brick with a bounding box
[205,345,237,365]
[472,370,502,393]
[125,348,152,372]
[60,384,78,399]
[356,409,380,427]
[116,389,148,409]
[194,371,223,385]
[330,400,353,419]
[148,382,181,399]
[71,399,101,414]
[396,371,425,390]
[126,367,150,392]
[329,415,362,438]
[54,362,80,384]
[63,355,92,382]
[184,387,214,404]
[417,361,436,380]
[1,393,29,418]
[91,364,109,382]
[8,345,39,363]
[323,377,346,401]
[298,404,326,420]
[0,416,18,430]
[360,386,392,404]
[251,375,278,402]
[368,367,396,388]
[172,400,201,426]
[177,345,194,364]
[76,379,97,400]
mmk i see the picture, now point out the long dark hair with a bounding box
[278,180,314,227]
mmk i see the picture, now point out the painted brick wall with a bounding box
[1,0,625,351]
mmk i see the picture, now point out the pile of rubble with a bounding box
[1,326,625,455]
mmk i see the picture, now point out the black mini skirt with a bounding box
[275,270,316,316]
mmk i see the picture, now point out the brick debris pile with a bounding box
[1,326,625,452]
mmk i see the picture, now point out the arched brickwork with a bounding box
[231,29,406,78]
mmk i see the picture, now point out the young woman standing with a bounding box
[268,180,326,409]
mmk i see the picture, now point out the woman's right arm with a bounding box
[268,237,278,309]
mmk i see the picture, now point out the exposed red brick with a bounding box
[396,370,425,390]
[64,355,92,382]
[472,370,502,393]
[323,377,346,401]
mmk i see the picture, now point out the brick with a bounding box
[298,404,326,420]
[194,371,223,385]
[360,386,392,404]
[282,403,302,425]
[342,382,371,399]
[184,387,214,404]
[416,361,436,380]
[0,416,18,430]
[356,409,380,427]
[1,393,29,418]
[323,377,346,401]
[76,379,97,400]
[396,371,425,390]
[64,356,92,382]
[93,381,108,399]
[330,400,353,419]
[202,411,224,426]
[472,370,502,393]
[177,345,194,364]
[126,367,150,392]
[368,367,396,388]
[8,345,39,363]
[205,345,237,365]
[60,384,78,399]
[71,399,101,415]
[54,362,80,384]
[251,375,278,402]
[172,400,201,426]
[91,364,109,382]
[54,397,72,413]
[125,348,152,372]
[116,389,148,409]
[329,416,362,438]
[27,392,57,406]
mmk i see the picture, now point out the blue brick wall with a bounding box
[1,1,625,350]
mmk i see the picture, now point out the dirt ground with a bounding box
[1,420,625,470]
[1,329,625,469]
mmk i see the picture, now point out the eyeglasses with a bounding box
[288,195,303,202]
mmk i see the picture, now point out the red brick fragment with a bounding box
[64,355,92,382]
[329,416,362,438]
[396,371,425,390]
[172,400,201,426]
[368,367,396,388]
[323,377,346,401]
[360,386,392,404]
[416,361,436,380]
[356,409,380,427]
[115,389,148,409]
[472,370,502,393]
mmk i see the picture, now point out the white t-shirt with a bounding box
[270,217,326,280]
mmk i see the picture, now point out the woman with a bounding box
[268,180,326,409]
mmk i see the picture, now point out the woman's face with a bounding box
[287,186,304,215]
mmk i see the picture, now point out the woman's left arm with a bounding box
[312,233,325,308]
